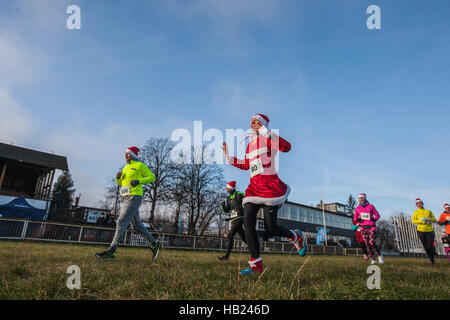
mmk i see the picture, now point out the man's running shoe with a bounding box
[150,240,161,260]
[218,255,229,261]
[95,250,115,261]
[363,255,369,262]
[378,255,384,264]
[371,260,377,265]
[240,257,263,275]
[289,229,307,256]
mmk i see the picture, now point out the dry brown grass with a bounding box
[0,240,448,300]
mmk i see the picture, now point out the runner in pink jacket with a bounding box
[353,193,383,264]
[353,199,380,231]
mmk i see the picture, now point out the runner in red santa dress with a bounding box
[222,114,307,275]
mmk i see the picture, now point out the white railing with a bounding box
[0,218,363,255]
[392,213,446,257]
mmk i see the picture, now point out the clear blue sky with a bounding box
[1,0,449,218]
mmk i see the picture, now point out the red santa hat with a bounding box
[358,193,367,199]
[226,181,236,191]
[415,198,423,204]
[444,203,450,209]
[251,114,270,128]
[126,146,140,158]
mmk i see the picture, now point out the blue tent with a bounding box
[0,197,46,221]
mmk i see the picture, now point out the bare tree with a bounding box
[165,165,189,233]
[140,137,175,224]
[212,194,230,237]
[177,147,226,235]
[98,176,123,219]
[197,191,226,235]
[377,219,397,251]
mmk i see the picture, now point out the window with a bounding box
[315,212,321,225]
[290,206,298,221]
[306,210,314,224]
[279,206,288,219]
[256,220,264,231]
[298,208,305,222]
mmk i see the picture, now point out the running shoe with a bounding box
[150,240,161,260]
[95,250,115,261]
[371,260,377,265]
[363,255,369,262]
[218,255,229,261]
[239,267,254,275]
[290,229,307,256]
[240,257,263,275]
[378,255,384,264]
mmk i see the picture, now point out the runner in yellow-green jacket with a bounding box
[116,155,155,197]
[96,146,161,260]
[412,198,437,265]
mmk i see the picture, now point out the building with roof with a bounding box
[0,142,68,220]
[247,200,354,246]
[316,202,349,216]
[0,142,68,200]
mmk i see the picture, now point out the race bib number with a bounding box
[120,186,131,197]
[250,158,264,178]
[231,210,238,218]
[361,212,371,220]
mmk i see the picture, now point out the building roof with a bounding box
[321,202,346,206]
[285,200,351,217]
[0,142,68,171]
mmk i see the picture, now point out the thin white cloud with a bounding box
[0,31,48,86]
[39,118,191,206]
[8,0,71,36]
[211,80,273,117]
[0,88,34,145]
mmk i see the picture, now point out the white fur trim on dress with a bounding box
[242,185,290,206]
[247,147,268,160]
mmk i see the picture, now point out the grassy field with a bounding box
[0,240,448,300]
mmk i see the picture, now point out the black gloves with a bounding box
[116,171,122,179]
[130,180,139,187]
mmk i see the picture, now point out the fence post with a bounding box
[334,246,337,255]
[125,230,129,245]
[20,220,29,240]
[220,238,223,251]
[78,226,83,242]
[193,237,196,249]
[161,233,165,248]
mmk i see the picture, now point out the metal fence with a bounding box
[392,213,446,257]
[0,218,364,255]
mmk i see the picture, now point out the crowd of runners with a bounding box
[95,113,450,272]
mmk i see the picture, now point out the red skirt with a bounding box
[242,174,290,206]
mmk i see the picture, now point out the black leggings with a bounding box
[359,240,368,256]
[244,203,293,259]
[224,219,246,257]
[417,231,436,262]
